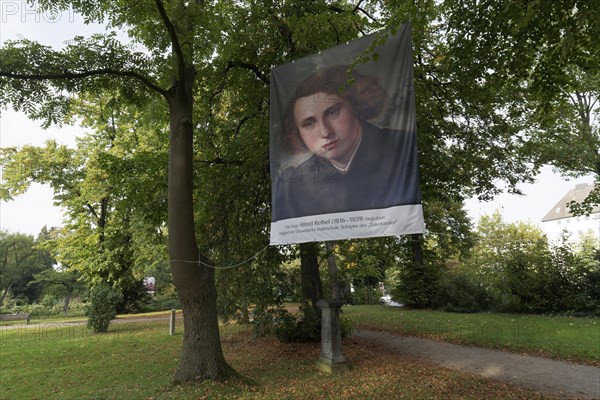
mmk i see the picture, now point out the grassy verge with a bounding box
[0,318,555,399]
[344,305,600,365]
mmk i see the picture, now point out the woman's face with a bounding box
[293,92,362,165]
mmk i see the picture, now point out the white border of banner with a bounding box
[270,204,424,245]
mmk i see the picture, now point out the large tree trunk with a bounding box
[410,234,423,267]
[167,73,235,382]
[300,242,323,309]
[62,289,72,315]
[0,282,12,307]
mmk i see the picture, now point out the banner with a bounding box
[270,23,424,245]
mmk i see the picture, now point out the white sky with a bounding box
[0,2,595,237]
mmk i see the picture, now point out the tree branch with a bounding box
[86,203,100,222]
[355,6,378,23]
[327,5,345,13]
[328,18,341,44]
[155,0,187,81]
[226,61,269,84]
[0,68,167,97]
[353,0,366,13]
[195,158,243,166]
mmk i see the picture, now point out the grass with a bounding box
[0,317,557,399]
[344,305,600,365]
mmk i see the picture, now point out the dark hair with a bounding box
[281,65,388,154]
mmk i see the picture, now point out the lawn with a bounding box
[344,305,600,365]
[0,318,555,399]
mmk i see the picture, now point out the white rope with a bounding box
[170,245,270,269]
[170,228,557,269]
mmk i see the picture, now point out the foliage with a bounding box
[334,238,396,304]
[432,271,492,313]
[253,304,353,343]
[0,230,54,305]
[85,283,123,333]
[216,257,290,324]
[549,234,600,314]
[251,307,287,340]
[390,259,440,308]
[443,213,600,315]
[443,0,600,211]
[272,305,321,343]
[0,296,87,318]
[143,293,181,313]
[384,204,475,309]
[116,279,151,314]
[0,95,170,290]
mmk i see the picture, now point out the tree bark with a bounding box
[167,71,235,382]
[300,242,323,309]
[326,241,342,300]
[410,234,424,267]
[0,283,11,307]
[62,289,72,315]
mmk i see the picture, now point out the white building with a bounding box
[541,183,600,244]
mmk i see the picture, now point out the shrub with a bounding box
[0,297,88,318]
[116,280,151,314]
[347,284,383,305]
[267,304,354,343]
[27,303,63,318]
[251,307,289,339]
[85,284,123,333]
[391,261,440,308]
[143,295,181,313]
[432,272,491,313]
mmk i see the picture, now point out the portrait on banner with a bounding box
[270,23,424,245]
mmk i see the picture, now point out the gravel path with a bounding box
[354,329,600,399]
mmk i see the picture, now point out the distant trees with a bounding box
[29,266,83,314]
[392,213,600,315]
[0,230,53,306]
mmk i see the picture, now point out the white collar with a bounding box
[330,131,363,175]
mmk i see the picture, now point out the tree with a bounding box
[0,231,53,306]
[0,0,234,380]
[442,0,600,212]
[465,213,556,312]
[30,266,83,314]
[0,0,374,381]
[0,95,168,308]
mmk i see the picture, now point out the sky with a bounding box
[0,2,595,237]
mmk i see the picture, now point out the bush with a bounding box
[0,297,88,318]
[432,272,491,313]
[347,284,383,305]
[251,307,288,339]
[27,303,63,318]
[272,306,320,343]
[257,304,354,343]
[85,284,123,333]
[116,280,151,314]
[143,295,181,313]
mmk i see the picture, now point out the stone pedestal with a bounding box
[316,299,348,373]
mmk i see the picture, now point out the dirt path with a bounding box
[354,329,600,399]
